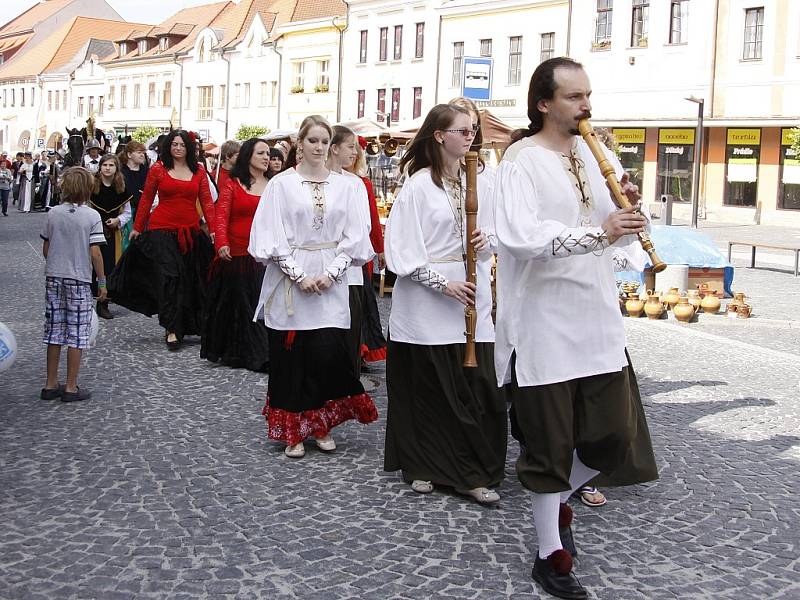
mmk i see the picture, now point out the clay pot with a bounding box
[625,295,644,318]
[644,295,665,320]
[737,303,752,319]
[700,293,721,314]
[664,287,681,311]
[726,302,738,317]
[729,292,746,311]
[673,296,695,323]
[687,289,702,312]
[697,282,710,297]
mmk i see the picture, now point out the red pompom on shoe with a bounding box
[547,549,574,576]
[558,502,573,529]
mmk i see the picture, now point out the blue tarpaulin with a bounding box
[616,226,734,296]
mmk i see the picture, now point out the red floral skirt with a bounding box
[265,327,378,446]
[263,392,377,446]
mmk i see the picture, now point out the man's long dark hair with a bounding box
[510,56,584,143]
[230,138,269,191]
[160,130,199,173]
[399,103,471,190]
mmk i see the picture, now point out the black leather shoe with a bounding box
[531,549,587,600]
[559,503,577,557]
[96,301,113,320]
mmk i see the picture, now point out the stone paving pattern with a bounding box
[1,212,799,599]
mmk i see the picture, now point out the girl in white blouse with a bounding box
[249,115,377,459]
[383,104,507,504]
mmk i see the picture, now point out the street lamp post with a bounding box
[685,95,704,228]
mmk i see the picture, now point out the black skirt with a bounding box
[263,327,378,446]
[384,339,507,489]
[108,228,214,338]
[200,255,269,372]
[361,272,387,362]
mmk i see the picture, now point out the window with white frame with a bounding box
[508,36,522,85]
[98,96,104,116]
[357,89,365,118]
[243,83,250,107]
[631,0,649,47]
[452,41,464,87]
[162,81,171,107]
[88,96,95,116]
[260,81,268,106]
[198,86,213,120]
[480,39,492,57]
[413,87,422,119]
[394,25,402,60]
[62,90,67,110]
[133,83,140,108]
[743,7,764,60]
[20,88,24,107]
[234,83,241,107]
[379,27,388,61]
[108,84,115,108]
[48,91,52,111]
[218,85,226,108]
[55,89,60,110]
[77,97,83,117]
[148,82,156,107]
[594,0,613,47]
[540,32,555,62]
[669,0,689,44]
[316,60,330,89]
[292,62,305,90]
[183,86,190,109]
[359,30,368,63]
[270,81,278,106]
[415,23,424,58]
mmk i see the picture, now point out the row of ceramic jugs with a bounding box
[620,283,751,322]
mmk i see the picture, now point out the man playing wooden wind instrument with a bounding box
[493,57,658,599]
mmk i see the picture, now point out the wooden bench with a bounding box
[727,241,800,276]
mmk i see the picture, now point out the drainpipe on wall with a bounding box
[701,0,721,220]
[334,4,349,123]
[434,14,443,103]
[271,36,284,128]
[221,49,232,139]
[566,0,573,57]
[175,56,184,129]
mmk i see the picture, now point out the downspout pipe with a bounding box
[334,4,349,123]
[434,14,443,103]
[566,0,573,56]
[271,35,284,128]
[221,48,232,140]
[175,55,184,129]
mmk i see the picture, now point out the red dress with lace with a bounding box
[214,179,259,256]
[134,161,215,253]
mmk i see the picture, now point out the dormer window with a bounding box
[118,41,128,55]
[138,40,148,54]
[159,37,169,52]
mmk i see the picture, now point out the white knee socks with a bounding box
[532,492,562,559]
[533,451,600,559]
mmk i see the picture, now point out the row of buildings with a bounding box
[0,0,798,224]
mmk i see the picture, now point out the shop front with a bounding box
[779,128,800,211]
[656,128,695,203]
[724,128,760,207]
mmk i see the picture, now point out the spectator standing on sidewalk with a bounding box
[0,162,12,216]
[215,140,240,192]
[40,167,106,403]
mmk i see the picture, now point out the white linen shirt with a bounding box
[385,167,495,345]
[342,170,371,287]
[493,137,642,387]
[248,169,374,331]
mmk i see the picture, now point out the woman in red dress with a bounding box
[109,130,215,350]
[201,138,270,371]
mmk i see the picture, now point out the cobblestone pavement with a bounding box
[1,211,799,599]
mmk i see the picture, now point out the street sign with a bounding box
[105,132,113,141]
[462,57,493,102]
[36,138,44,148]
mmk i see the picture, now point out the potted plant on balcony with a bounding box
[591,39,611,50]
[290,85,304,94]
[314,83,329,93]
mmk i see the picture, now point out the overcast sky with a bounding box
[8,0,216,27]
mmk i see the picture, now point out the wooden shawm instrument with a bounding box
[463,151,479,368]
[577,119,666,273]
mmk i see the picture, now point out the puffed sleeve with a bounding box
[197,166,215,228]
[133,162,164,232]
[324,178,375,281]
[385,178,449,292]
[477,164,497,257]
[363,177,384,253]
[248,177,307,282]
[215,179,234,251]
[494,156,609,261]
